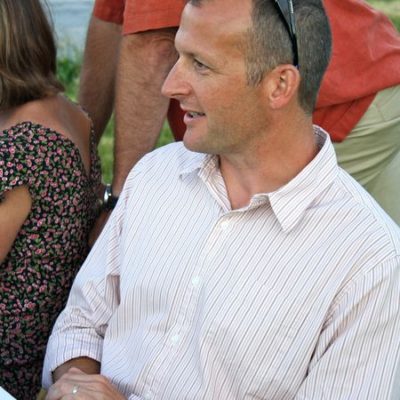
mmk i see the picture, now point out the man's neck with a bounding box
[219,124,318,210]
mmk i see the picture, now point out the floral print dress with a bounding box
[0,122,101,399]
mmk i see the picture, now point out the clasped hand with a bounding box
[46,367,126,400]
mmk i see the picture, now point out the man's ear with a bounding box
[262,65,300,110]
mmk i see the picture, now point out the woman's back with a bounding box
[0,95,101,398]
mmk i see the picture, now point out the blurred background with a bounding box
[48,0,93,55]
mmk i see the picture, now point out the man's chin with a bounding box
[182,133,211,154]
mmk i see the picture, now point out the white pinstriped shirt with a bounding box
[43,128,400,399]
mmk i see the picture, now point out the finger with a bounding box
[47,372,120,400]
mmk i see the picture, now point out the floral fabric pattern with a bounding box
[0,122,101,399]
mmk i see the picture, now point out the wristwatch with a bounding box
[103,184,119,210]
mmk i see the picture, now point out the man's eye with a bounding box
[193,59,208,71]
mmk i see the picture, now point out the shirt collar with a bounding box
[268,127,339,231]
[179,127,339,232]
[180,152,216,179]
[179,151,209,177]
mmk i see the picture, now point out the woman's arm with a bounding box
[0,185,31,262]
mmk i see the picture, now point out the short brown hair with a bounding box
[0,0,64,110]
[246,0,331,115]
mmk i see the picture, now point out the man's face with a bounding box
[162,0,268,157]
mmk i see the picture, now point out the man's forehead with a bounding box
[178,0,252,48]
[182,0,252,28]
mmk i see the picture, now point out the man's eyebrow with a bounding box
[175,45,202,60]
[181,51,197,58]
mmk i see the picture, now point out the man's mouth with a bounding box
[187,111,206,118]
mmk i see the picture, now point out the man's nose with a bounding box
[162,61,190,100]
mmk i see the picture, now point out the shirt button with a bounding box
[171,334,181,344]
[143,391,152,400]
[191,276,202,287]
[220,220,229,231]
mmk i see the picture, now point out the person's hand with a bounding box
[45,367,126,400]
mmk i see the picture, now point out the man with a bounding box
[44,0,400,398]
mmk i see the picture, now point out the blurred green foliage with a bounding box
[56,53,81,99]
[369,1,400,30]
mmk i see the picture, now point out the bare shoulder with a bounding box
[0,95,91,138]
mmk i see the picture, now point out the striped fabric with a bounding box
[43,128,400,399]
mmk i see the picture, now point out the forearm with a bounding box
[44,217,122,388]
[79,16,121,142]
[295,258,400,398]
[0,185,31,262]
[52,357,100,382]
[112,28,178,194]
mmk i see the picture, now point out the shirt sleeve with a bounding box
[41,175,131,388]
[93,0,124,25]
[294,256,400,399]
[0,132,31,201]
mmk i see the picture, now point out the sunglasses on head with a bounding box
[274,0,299,68]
